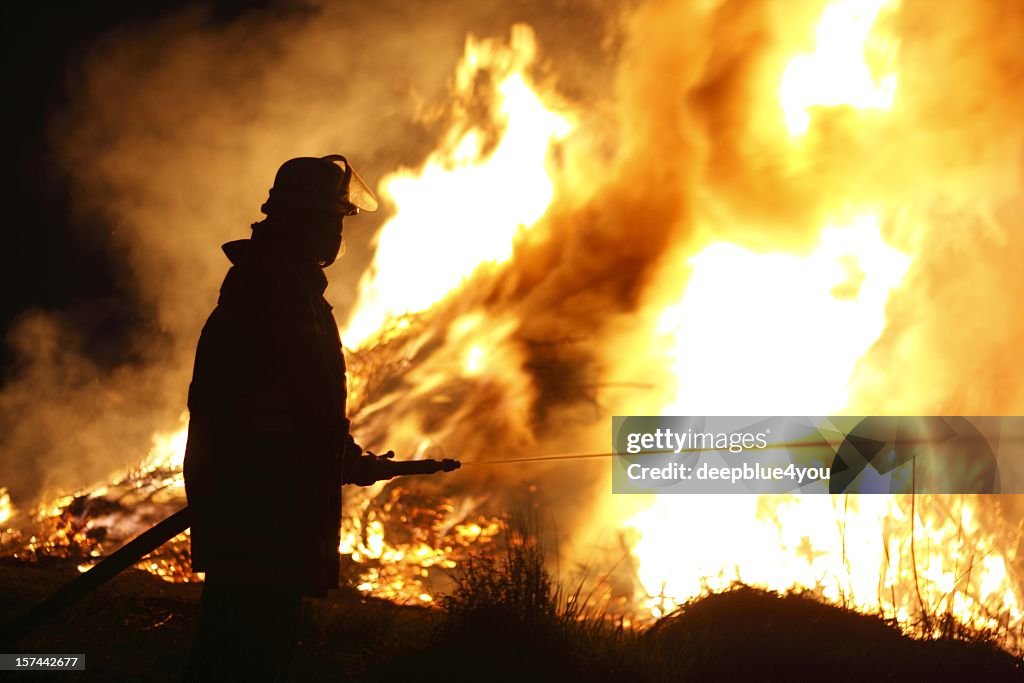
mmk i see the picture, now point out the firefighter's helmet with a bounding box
[261,155,378,216]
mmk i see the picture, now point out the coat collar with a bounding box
[220,239,329,301]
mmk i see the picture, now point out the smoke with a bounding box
[850,0,1024,416]
[0,0,623,505]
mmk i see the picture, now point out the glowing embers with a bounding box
[339,485,502,604]
[780,0,900,136]
[3,417,201,583]
[7,462,501,604]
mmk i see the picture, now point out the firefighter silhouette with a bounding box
[183,156,395,681]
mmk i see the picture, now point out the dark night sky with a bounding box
[0,1,279,378]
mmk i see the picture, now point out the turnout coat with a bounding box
[184,238,355,596]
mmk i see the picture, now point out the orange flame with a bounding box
[657,214,909,415]
[780,0,899,136]
[620,0,1024,645]
[0,488,12,526]
[343,25,572,348]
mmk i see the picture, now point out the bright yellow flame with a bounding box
[139,414,190,473]
[0,487,12,526]
[628,493,1023,635]
[464,345,486,375]
[624,0,1024,635]
[626,215,922,619]
[780,0,899,136]
[627,210,1024,636]
[658,214,909,415]
[342,25,572,347]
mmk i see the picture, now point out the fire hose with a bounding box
[0,457,460,648]
[3,434,948,645]
[1,447,726,647]
[1,449,701,646]
[1,440,831,646]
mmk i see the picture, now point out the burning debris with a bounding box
[0,416,501,607]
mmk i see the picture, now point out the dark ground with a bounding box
[0,560,434,682]
[0,559,1020,682]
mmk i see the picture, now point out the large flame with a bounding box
[658,214,909,415]
[621,0,1024,644]
[3,0,1023,652]
[342,25,572,348]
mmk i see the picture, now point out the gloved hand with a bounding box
[342,449,399,486]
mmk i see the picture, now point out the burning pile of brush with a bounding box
[0,455,504,606]
[0,318,506,605]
